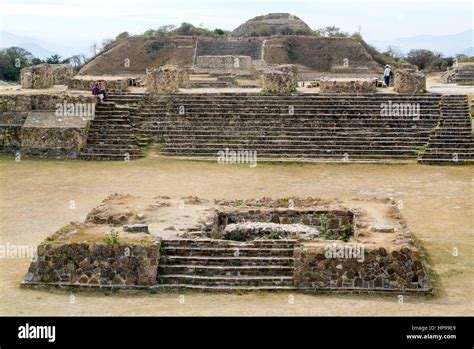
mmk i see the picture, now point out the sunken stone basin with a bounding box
[213,209,354,241]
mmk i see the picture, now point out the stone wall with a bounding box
[196,55,253,70]
[23,241,161,288]
[51,64,74,85]
[21,64,73,89]
[20,127,89,157]
[0,94,96,155]
[262,68,297,94]
[294,244,430,291]
[275,64,298,84]
[319,78,377,93]
[0,95,31,118]
[177,70,189,88]
[264,36,382,73]
[195,39,263,60]
[216,208,353,240]
[68,77,129,91]
[0,94,96,116]
[0,125,22,151]
[21,64,53,89]
[393,70,426,94]
[146,65,186,94]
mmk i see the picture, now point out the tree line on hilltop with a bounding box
[0,22,472,82]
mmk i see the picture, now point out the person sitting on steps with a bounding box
[92,83,105,103]
[98,81,108,101]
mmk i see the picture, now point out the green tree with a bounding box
[0,47,34,81]
[406,49,437,70]
[46,54,62,64]
[316,26,349,37]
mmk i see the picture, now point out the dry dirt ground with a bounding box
[0,155,472,316]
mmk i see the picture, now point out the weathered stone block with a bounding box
[21,64,53,89]
[319,78,377,93]
[262,67,297,94]
[146,65,187,94]
[21,64,73,89]
[393,69,426,93]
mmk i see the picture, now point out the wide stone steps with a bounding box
[79,100,144,160]
[158,265,293,276]
[161,138,431,146]
[161,152,417,160]
[158,274,294,287]
[155,284,295,291]
[162,238,297,248]
[144,126,437,133]
[158,239,296,289]
[420,96,473,164]
[160,255,294,266]
[161,246,294,257]
[78,152,144,160]
[161,143,424,152]
[139,120,442,127]
[162,155,416,163]
[91,93,472,164]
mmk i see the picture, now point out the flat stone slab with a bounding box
[372,224,395,233]
[123,224,149,234]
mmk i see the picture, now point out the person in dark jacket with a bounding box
[92,83,105,102]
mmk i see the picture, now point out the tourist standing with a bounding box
[383,65,392,87]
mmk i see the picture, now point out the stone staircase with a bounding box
[188,73,235,88]
[442,64,474,83]
[81,92,473,164]
[106,92,147,105]
[419,95,474,164]
[78,102,144,160]
[135,93,445,162]
[157,239,297,291]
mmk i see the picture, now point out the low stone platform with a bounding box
[21,195,432,293]
[319,78,377,93]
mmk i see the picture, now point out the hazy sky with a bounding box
[1,0,473,45]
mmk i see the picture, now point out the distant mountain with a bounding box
[370,29,474,57]
[0,30,89,59]
[457,47,474,56]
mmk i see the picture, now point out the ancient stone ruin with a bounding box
[196,55,253,70]
[262,66,298,94]
[441,63,474,83]
[20,64,73,89]
[319,78,377,93]
[393,69,426,94]
[22,195,431,293]
[68,76,130,91]
[146,65,187,94]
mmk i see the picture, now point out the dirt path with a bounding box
[0,156,472,316]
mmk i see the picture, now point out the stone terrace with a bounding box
[74,92,474,164]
